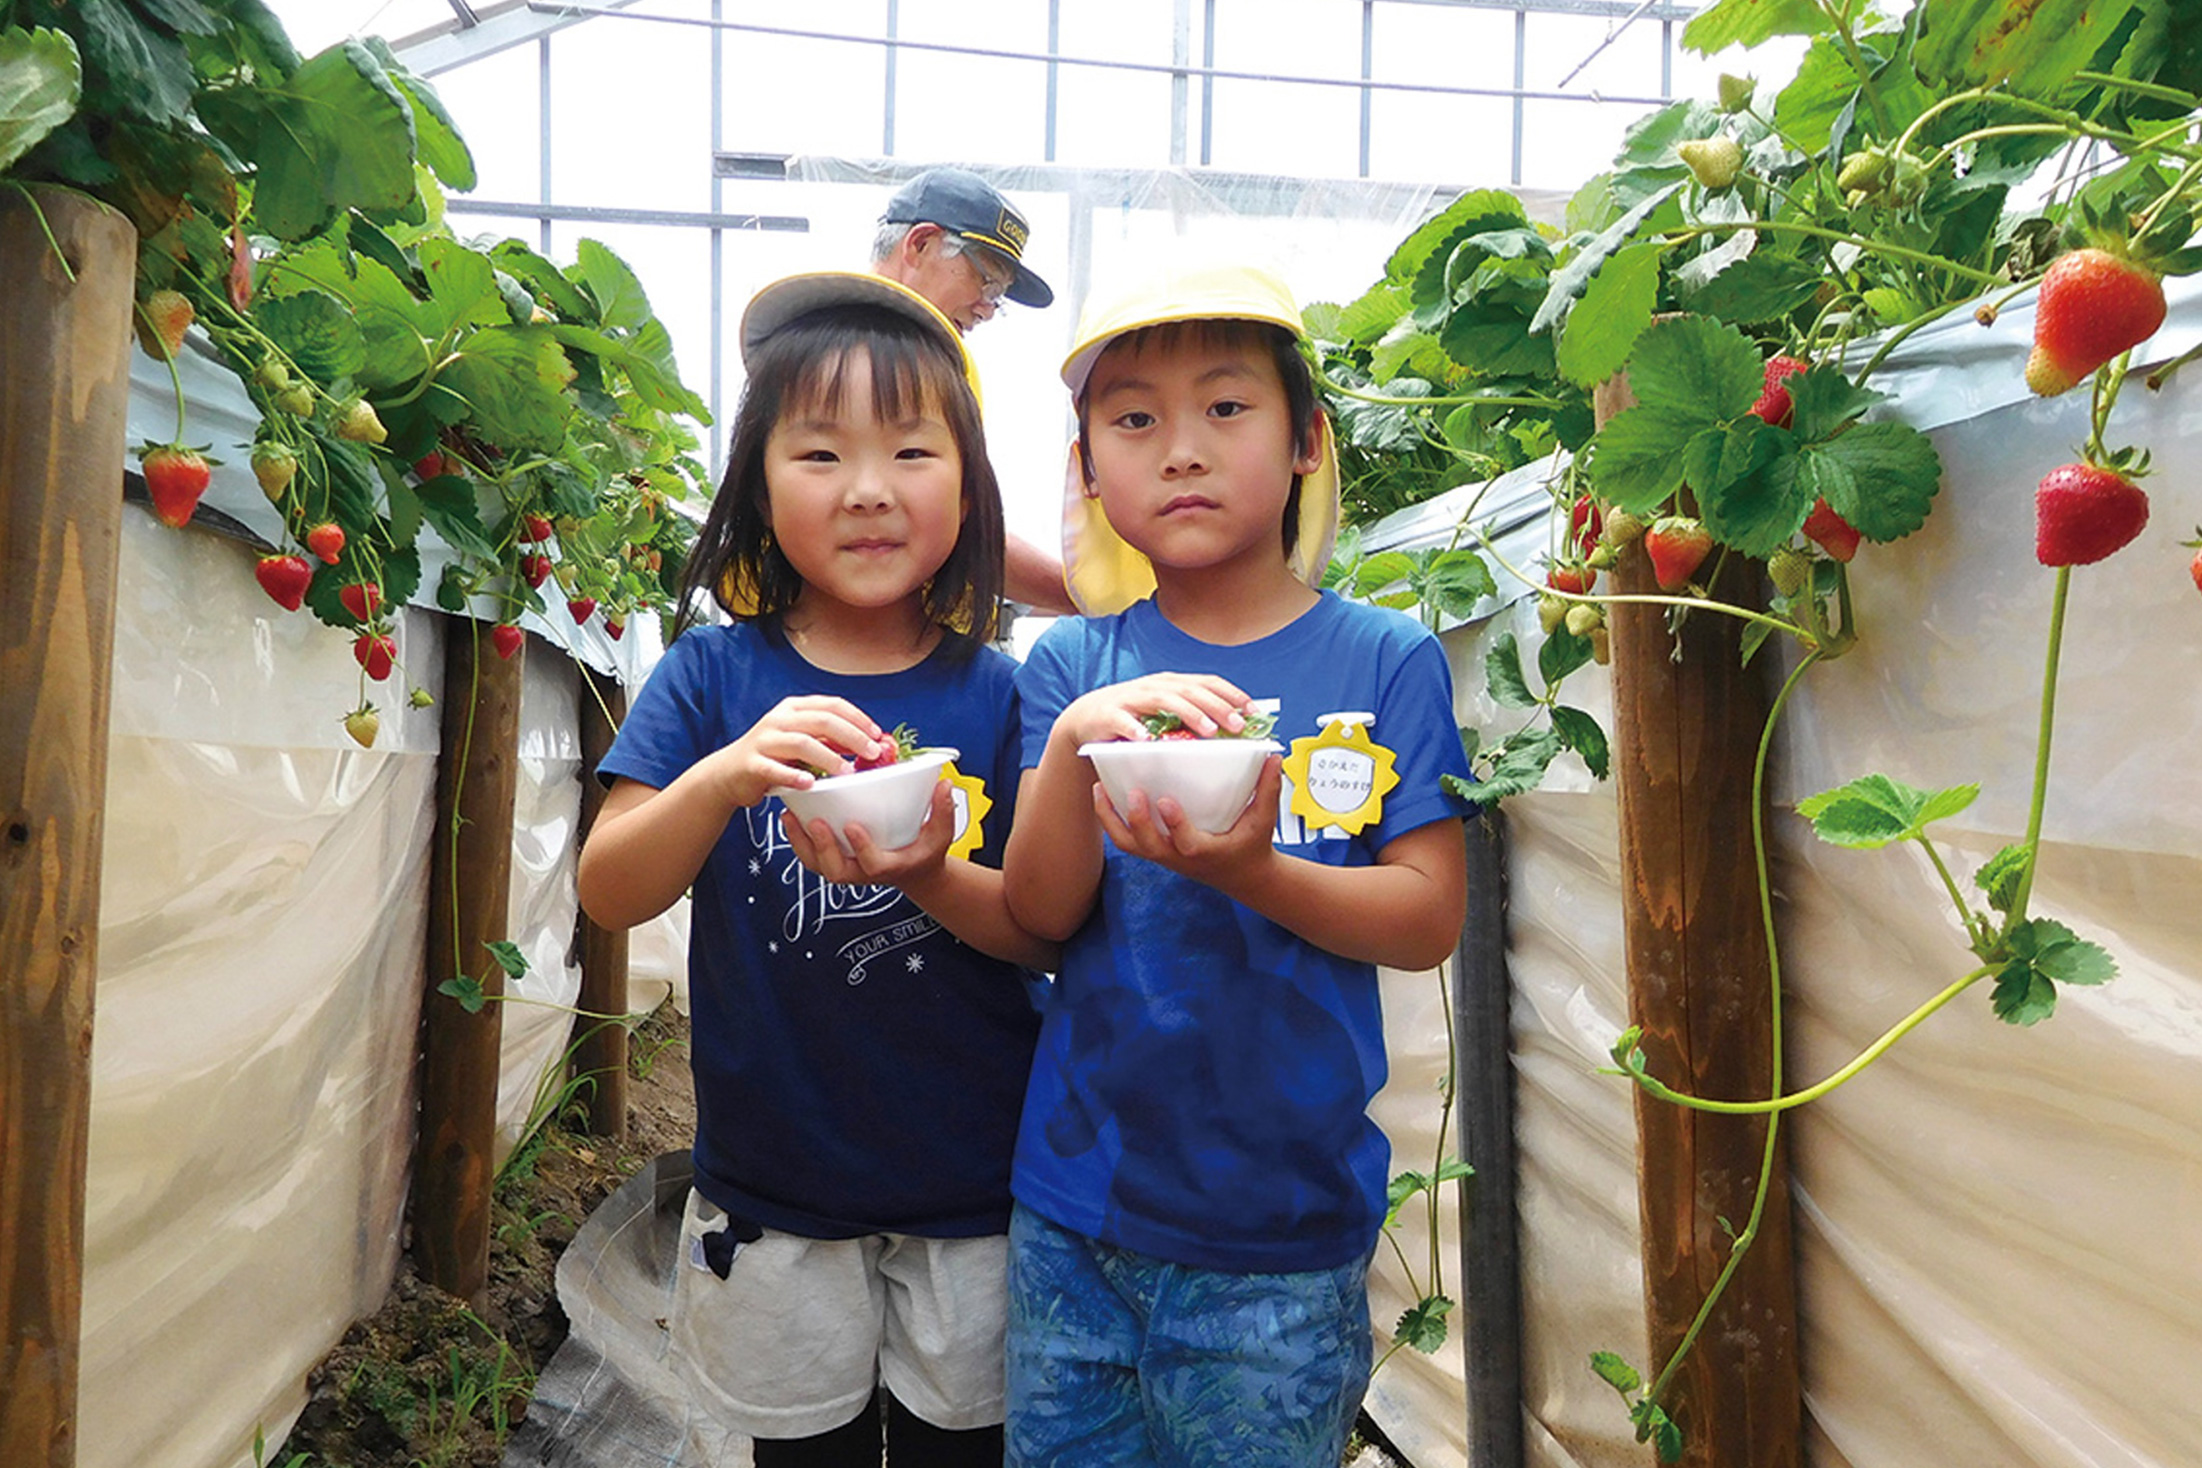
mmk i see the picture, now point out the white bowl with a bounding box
[1080,737,1283,834]
[774,747,959,854]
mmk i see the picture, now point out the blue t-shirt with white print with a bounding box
[599,620,1040,1239]
[1013,591,1476,1272]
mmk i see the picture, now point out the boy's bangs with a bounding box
[1104,317,1282,370]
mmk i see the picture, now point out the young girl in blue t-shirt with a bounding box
[578,272,1052,1468]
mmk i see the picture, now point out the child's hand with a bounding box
[1092,751,1284,891]
[782,780,956,886]
[1054,672,1258,750]
[711,695,887,808]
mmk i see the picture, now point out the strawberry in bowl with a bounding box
[1081,709,1282,834]
[774,724,960,855]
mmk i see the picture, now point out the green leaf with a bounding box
[1590,1351,1643,1395]
[1414,548,1497,619]
[439,325,577,454]
[256,290,366,384]
[1680,250,1823,327]
[72,0,196,126]
[1558,241,1663,388]
[1550,705,1611,780]
[1477,726,1564,800]
[1683,0,1833,52]
[1440,298,1555,378]
[1802,421,1943,543]
[251,40,419,240]
[491,239,599,322]
[484,938,530,978]
[1991,955,2058,1025]
[1532,182,1682,336]
[1352,551,1418,597]
[1974,843,2030,914]
[360,36,476,191]
[1774,35,1870,156]
[1588,404,1698,514]
[1395,1295,1454,1353]
[413,474,497,558]
[438,975,487,1013]
[1389,188,1529,311]
[573,238,652,332]
[1486,633,1538,710]
[1648,1408,1684,1463]
[1915,0,2139,94]
[418,236,506,337]
[1795,773,1979,849]
[1538,626,1593,689]
[0,26,83,175]
[1624,315,1766,422]
[1694,424,1806,558]
[2009,918,2116,986]
[1615,99,1726,172]
[1784,365,1880,444]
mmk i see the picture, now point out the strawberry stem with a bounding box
[2003,565,2070,932]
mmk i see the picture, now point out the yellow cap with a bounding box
[1058,262,1340,616]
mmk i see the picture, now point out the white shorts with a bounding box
[668,1190,1010,1440]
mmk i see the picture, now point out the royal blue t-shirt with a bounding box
[599,621,1040,1238]
[1013,591,1476,1272]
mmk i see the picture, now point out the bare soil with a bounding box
[272,1002,695,1468]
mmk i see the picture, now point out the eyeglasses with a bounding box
[948,238,1014,304]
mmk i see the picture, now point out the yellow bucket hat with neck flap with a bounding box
[1058,261,1341,617]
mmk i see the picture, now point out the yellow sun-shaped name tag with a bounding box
[941,762,994,859]
[1282,712,1398,836]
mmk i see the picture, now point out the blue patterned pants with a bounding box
[1004,1203,1373,1468]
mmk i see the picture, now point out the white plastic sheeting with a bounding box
[1354,301,2202,1465]
[78,511,619,1468]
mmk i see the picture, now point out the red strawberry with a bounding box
[305,522,346,564]
[605,615,625,641]
[254,554,313,612]
[140,445,211,528]
[1547,563,1597,595]
[520,553,554,588]
[1568,498,1603,556]
[1750,355,1810,428]
[1153,728,1203,741]
[227,221,254,312]
[491,624,525,660]
[1644,516,1713,591]
[566,596,597,624]
[412,452,448,480]
[353,632,397,681]
[2190,545,2202,594]
[2026,249,2166,397]
[520,513,555,544]
[853,724,921,771]
[2034,463,2149,566]
[1801,499,1861,562]
[338,581,382,622]
[137,289,194,360]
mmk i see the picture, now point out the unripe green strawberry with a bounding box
[1678,136,1743,190]
[1565,603,1604,637]
[408,687,436,709]
[338,399,388,445]
[277,384,315,416]
[251,442,297,501]
[1588,626,1611,666]
[256,356,292,391]
[343,705,380,748]
[1716,74,1754,113]
[1836,148,1889,195]
[1600,508,1646,548]
[1767,545,1812,597]
[1538,593,1568,635]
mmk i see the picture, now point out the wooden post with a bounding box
[574,666,629,1141]
[415,618,524,1305]
[1455,808,1524,1468]
[1595,370,1802,1468]
[0,187,136,1468]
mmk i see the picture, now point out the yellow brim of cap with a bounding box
[1060,414,1341,618]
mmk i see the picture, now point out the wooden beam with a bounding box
[1596,372,1802,1468]
[0,187,137,1468]
[415,618,524,1305]
[574,666,629,1141]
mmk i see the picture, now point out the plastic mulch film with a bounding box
[82,513,442,1468]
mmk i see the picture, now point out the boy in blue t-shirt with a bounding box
[1001,263,1476,1466]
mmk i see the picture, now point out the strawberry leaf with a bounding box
[1783,365,1880,443]
[484,938,530,978]
[1551,705,1612,780]
[1394,1294,1454,1353]
[1974,843,2031,914]
[1557,240,1663,388]
[1682,0,1833,52]
[1796,774,1979,848]
[1475,726,1565,800]
[438,976,487,1014]
[1587,404,1700,513]
[1699,438,1811,558]
[1537,626,1593,690]
[1620,314,1765,422]
[1531,181,1683,336]
[1590,1351,1643,1395]
[2009,918,2116,986]
[1486,634,1539,709]
[1801,421,1943,543]
[1991,956,2058,1025]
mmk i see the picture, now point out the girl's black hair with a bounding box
[677,304,1004,652]
[1072,319,1318,557]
